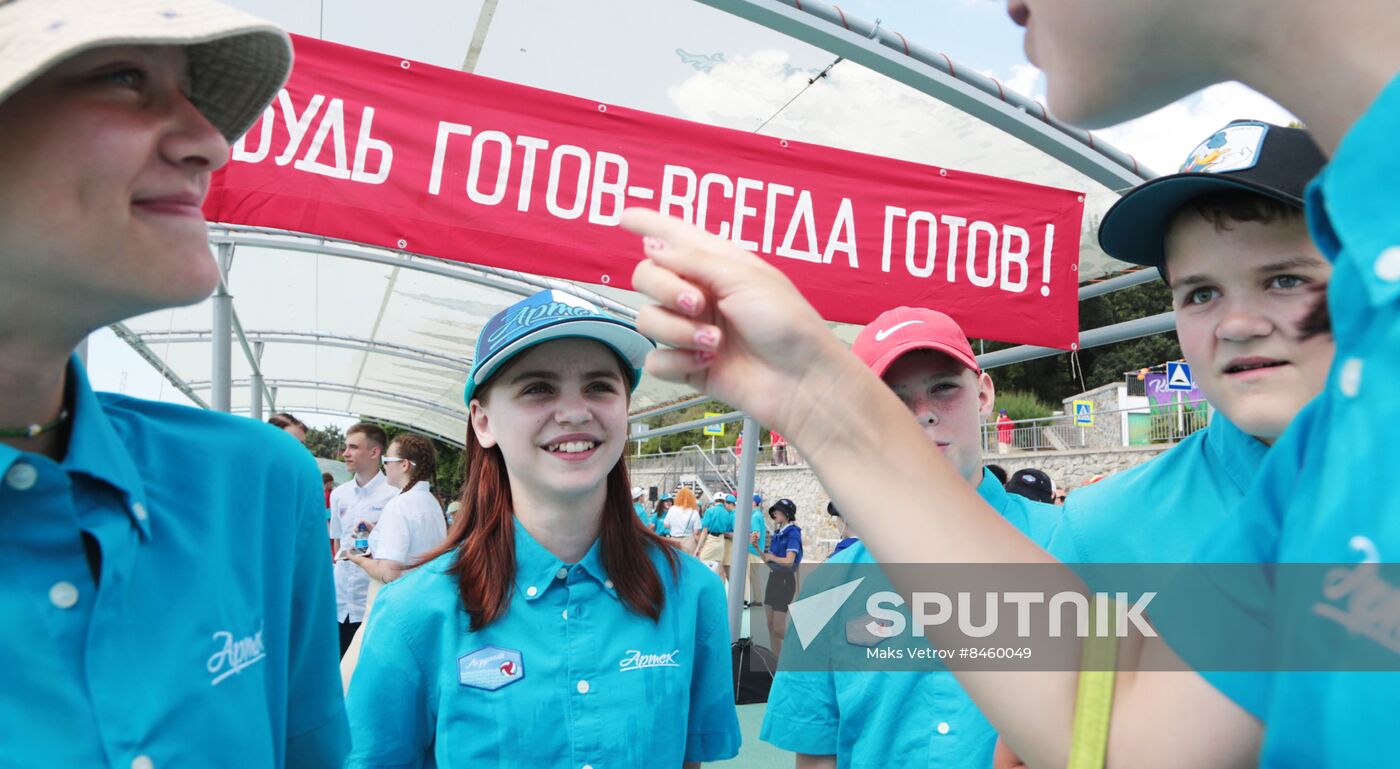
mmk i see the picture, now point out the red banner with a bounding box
[206,35,1084,348]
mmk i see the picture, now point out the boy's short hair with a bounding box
[346,423,388,453]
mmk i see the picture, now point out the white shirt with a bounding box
[664,505,702,537]
[368,481,447,564]
[329,472,399,622]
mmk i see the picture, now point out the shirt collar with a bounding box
[407,481,432,495]
[1203,413,1269,495]
[1305,72,1400,305]
[512,517,617,602]
[63,355,152,538]
[354,472,389,493]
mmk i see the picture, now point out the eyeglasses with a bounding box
[382,456,415,466]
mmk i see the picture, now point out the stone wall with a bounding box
[1061,382,1127,449]
[985,445,1166,490]
[631,444,1169,562]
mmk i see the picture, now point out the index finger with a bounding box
[621,207,769,287]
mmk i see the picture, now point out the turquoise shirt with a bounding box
[1049,414,1267,563]
[760,470,1058,768]
[0,359,347,767]
[702,503,734,534]
[748,508,767,557]
[345,518,741,768]
[633,501,647,523]
[1167,74,1400,767]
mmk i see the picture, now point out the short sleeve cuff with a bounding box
[758,711,839,755]
[683,727,742,763]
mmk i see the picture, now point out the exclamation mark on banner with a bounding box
[1039,224,1055,297]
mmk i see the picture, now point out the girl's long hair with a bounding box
[674,486,698,510]
[418,417,678,631]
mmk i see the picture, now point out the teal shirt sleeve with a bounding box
[285,451,352,767]
[760,668,839,755]
[685,571,742,762]
[345,587,436,768]
[1159,405,1317,719]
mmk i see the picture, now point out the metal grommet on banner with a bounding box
[400,60,411,70]
[1071,263,1078,272]
[600,274,611,284]
[597,104,608,113]
[939,169,947,177]
[779,139,789,148]
[1071,343,1079,351]
[1077,195,1085,202]
[396,239,408,249]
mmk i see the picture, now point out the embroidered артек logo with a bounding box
[206,625,267,686]
[618,649,681,672]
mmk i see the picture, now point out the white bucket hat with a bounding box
[0,0,291,140]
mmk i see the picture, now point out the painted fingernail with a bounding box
[694,328,720,350]
[694,350,717,364]
[643,236,667,252]
[677,292,700,315]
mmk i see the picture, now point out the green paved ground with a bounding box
[711,703,793,768]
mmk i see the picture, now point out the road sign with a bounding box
[703,412,725,436]
[1073,400,1095,427]
[1167,361,1194,391]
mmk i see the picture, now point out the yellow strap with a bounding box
[1067,599,1119,769]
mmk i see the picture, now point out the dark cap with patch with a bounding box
[1098,120,1325,269]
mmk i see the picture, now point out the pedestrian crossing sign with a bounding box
[1073,400,1094,426]
[703,412,725,436]
[1167,361,1194,391]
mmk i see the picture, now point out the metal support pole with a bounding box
[250,341,265,421]
[270,385,278,411]
[211,243,234,413]
[726,417,760,641]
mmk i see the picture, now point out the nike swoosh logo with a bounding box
[874,320,923,342]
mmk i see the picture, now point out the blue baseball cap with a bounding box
[752,493,762,504]
[660,493,674,502]
[464,290,655,404]
[723,494,737,504]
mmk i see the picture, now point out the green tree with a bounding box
[973,276,1181,406]
[304,424,345,460]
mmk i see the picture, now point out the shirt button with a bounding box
[936,722,950,735]
[1339,357,1364,397]
[526,586,538,597]
[131,756,154,769]
[561,609,568,620]
[603,579,614,590]
[1376,246,1400,282]
[557,567,569,579]
[583,765,594,769]
[49,581,79,609]
[5,462,37,491]
[132,502,149,521]
[576,680,590,694]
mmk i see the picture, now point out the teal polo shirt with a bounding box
[1049,414,1267,564]
[748,508,767,557]
[1164,73,1400,767]
[760,470,1058,768]
[702,503,734,534]
[0,359,347,767]
[345,518,741,768]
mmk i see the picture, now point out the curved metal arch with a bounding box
[232,405,465,448]
[187,378,469,422]
[207,225,640,319]
[698,0,1154,189]
[135,329,473,374]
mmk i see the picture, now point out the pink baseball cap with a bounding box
[852,306,980,378]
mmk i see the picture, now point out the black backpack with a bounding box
[730,638,777,704]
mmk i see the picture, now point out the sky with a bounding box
[87,0,1295,425]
